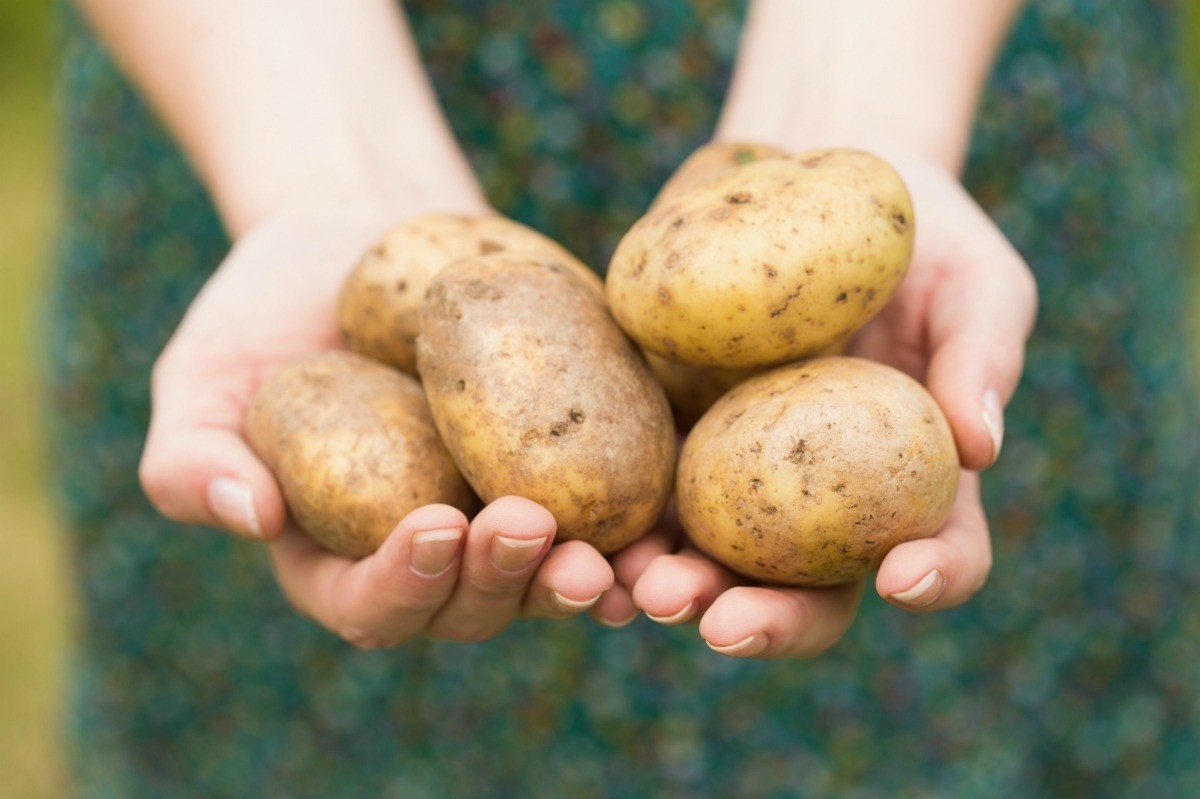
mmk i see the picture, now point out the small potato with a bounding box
[246,351,475,559]
[650,141,788,212]
[643,351,758,430]
[337,214,602,374]
[418,255,676,554]
[607,149,914,368]
[677,357,959,586]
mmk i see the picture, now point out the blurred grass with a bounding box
[1186,3,1200,367]
[0,3,72,799]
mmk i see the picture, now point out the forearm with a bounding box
[716,0,1024,172]
[78,0,485,235]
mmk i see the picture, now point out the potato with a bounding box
[643,351,758,430]
[650,141,788,212]
[607,149,914,369]
[677,357,958,586]
[639,141,789,427]
[337,214,603,374]
[645,336,850,429]
[246,351,475,559]
[417,255,676,553]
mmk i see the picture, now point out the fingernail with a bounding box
[207,477,262,538]
[596,611,639,628]
[706,633,769,657]
[645,600,696,625]
[889,569,946,608]
[410,528,463,577]
[491,535,547,572]
[552,591,601,612]
[981,388,1004,464]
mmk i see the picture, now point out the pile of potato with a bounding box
[247,144,959,587]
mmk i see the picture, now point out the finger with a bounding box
[426,496,557,642]
[611,529,677,589]
[632,549,741,625]
[876,470,991,612]
[268,503,469,648]
[699,582,864,659]
[523,540,614,619]
[140,359,286,540]
[140,422,287,540]
[590,584,639,628]
[925,229,1037,470]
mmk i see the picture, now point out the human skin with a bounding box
[626,0,1038,659]
[81,0,621,646]
[82,0,1036,653]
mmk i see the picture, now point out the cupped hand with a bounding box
[622,148,1037,658]
[272,495,615,648]
[138,202,617,645]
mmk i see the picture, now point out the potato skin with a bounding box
[337,214,603,374]
[246,351,475,559]
[417,256,676,553]
[607,149,914,369]
[677,357,958,586]
[650,141,788,212]
[643,351,759,430]
[645,336,849,430]
[640,141,791,428]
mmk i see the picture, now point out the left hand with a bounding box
[615,149,1037,657]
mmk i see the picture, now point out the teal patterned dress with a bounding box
[48,1,1200,796]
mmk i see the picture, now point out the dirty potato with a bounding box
[338,214,602,374]
[417,255,676,553]
[642,351,759,430]
[607,149,914,369]
[645,336,849,430]
[639,141,788,427]
[650,141,788,212]
[246,351,475,559]
[677,357,958,586]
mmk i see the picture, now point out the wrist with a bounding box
[714,115,968,177]
[714,0,1021,176]
[214,139,490,238]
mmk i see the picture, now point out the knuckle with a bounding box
[393,593,447,616]
[464,573,528,602]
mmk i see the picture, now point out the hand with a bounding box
[138,203,617,645]
[272,495,615,647]
[625,149,1037,658]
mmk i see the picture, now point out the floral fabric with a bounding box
[47,1,1199,796]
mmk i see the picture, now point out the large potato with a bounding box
[677,357,958,586]
[417,255,676,553]
[650,141,788,212]
[643,351,759,430]
[607,149,914,369]
[337,214,602,374]
[639,141,788,427]
[246,351,475,559]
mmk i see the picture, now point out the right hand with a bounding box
[139,203,618,646]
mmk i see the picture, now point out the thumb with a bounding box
[925,242,1037,471]
[140,373,287,540]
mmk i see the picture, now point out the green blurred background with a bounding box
[2,5,1199,799]
[2,3,71,798]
